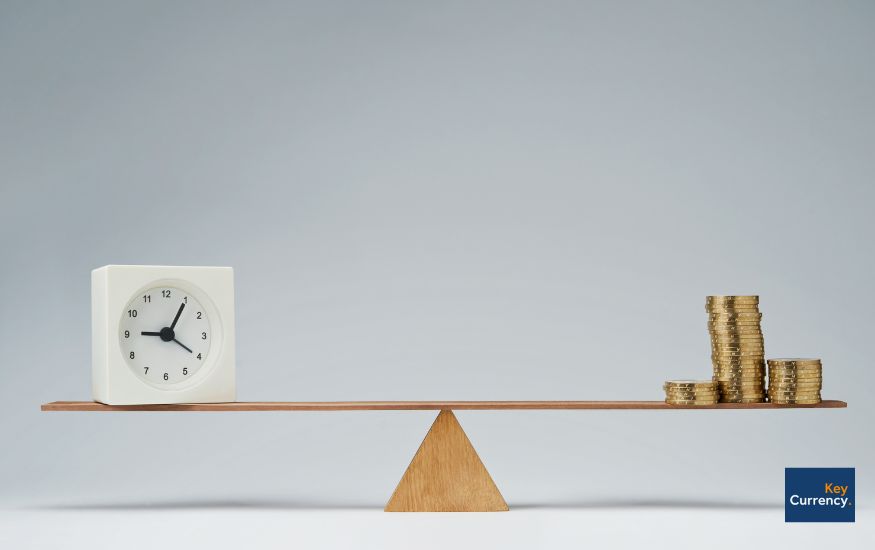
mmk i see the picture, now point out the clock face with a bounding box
[119,286,212,386]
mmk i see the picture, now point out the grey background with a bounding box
[1,0,873,509]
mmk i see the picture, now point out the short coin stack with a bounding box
[707,296,766,403]
[768,359,823,404]
[664,380,720,406]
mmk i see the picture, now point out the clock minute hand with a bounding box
[173,338,193,353]
[169,302,185,330]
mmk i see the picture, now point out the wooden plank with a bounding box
[385,411,508,512]
[41,400,848,411]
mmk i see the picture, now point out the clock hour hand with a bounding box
[173,338,193,353]
[141,331,162,336]
[169,302,185,330]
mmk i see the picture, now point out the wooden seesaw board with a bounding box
[42,400,848,511]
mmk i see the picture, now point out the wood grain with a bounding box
[41,400,848,411]
[385,410,508,512]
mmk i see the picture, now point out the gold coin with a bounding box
[712,342,765,347]
[706,295,759,301]
[768,369,822,375]
[769,369,822,374]
[712,370,761,375]
[707,308,760,314]
[707,309,760,315]
[708,316,763,323]
[665,380,714,388]
[713,367,766,372]
[770,398,822,405]
[721,398,766,403]
[767,357,821,363]
[711,339,765,345]
[666,396,720,401]
[725,397,766,403]
[769,388,821,395]
[768,373,822,380]
[769,395,821,403]
[666,394,720,401]
[707,301,759,309]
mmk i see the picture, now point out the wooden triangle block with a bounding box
[385,410,508,512]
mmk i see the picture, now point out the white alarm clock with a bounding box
[92,265,235,404]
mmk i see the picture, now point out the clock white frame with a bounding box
[92,265,236,405]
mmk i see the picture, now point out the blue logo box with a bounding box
[785,467,855,522]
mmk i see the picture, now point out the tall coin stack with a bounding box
[768,359,823,404]
[706,295,766,403]
[664,380,720,406]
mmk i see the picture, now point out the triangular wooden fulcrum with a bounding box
[385,410,508,512]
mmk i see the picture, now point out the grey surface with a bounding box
[1,0,873,510]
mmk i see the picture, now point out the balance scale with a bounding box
[42,399,848,512]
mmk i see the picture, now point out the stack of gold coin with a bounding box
[768,358,822,404]
[707,295,765,403]
[664,380,720,405]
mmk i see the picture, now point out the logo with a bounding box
[785,467,855,522]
